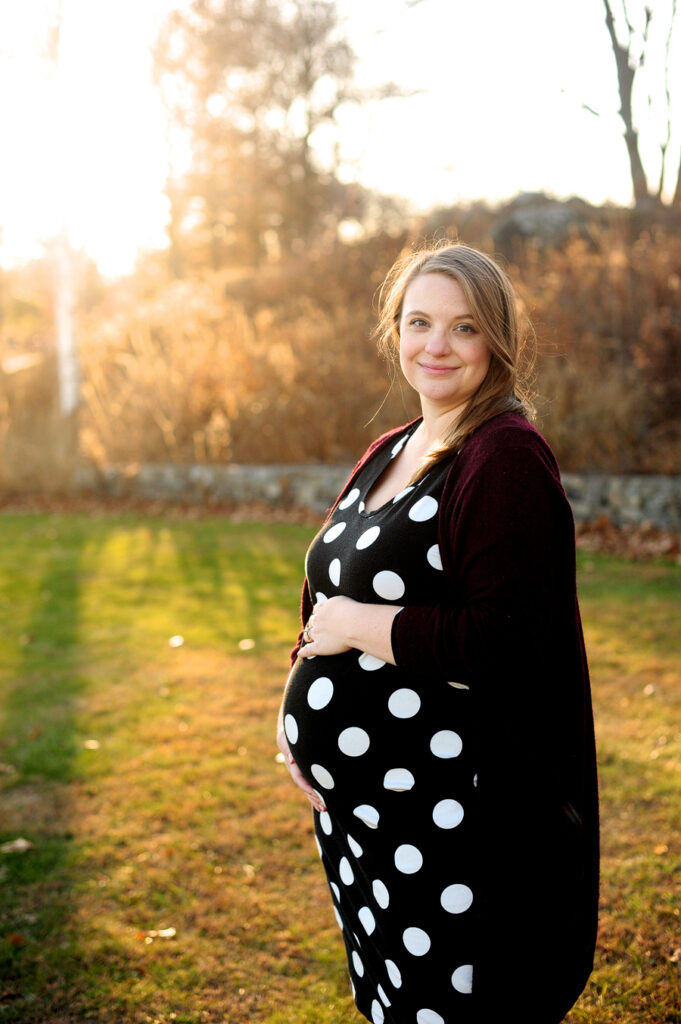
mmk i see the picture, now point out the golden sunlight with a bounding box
[0,0,678,276]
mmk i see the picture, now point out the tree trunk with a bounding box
[673,150,681,208]
[53,228,80,486]
[602,0,650,206]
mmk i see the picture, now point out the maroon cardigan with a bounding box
[291,412,599,1022]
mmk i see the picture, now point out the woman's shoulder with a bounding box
[444,412,564,502]
[461,412,558,467]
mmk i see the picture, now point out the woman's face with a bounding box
[399,272,492,422]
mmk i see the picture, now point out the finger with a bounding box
[290,766,326,810]
[306,792,326,812]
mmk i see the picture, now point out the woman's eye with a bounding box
[455,323,476,334]
[410,317,428,327]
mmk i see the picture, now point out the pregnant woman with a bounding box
[276,242,599,1024]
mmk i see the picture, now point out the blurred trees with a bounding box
[154,0,376,272]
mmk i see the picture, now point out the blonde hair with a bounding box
[374,240,536,480]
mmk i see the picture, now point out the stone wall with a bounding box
[73,462,681,530]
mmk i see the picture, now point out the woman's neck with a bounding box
[415,403,464,451]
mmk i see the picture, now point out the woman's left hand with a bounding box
[298,596,355,658]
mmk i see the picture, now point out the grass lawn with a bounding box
[0,511,679,1024]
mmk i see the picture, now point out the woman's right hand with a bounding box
[277,726,326,813]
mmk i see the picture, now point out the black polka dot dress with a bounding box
[283,424,480,1024]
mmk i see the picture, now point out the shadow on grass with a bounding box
[0,518,86,1021]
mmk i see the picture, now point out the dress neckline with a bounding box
[359,419,425,519]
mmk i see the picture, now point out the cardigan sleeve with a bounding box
[391,442,578,682]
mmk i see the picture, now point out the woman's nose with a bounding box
[424,328,450,355]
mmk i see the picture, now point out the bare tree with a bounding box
[601,0,681,208]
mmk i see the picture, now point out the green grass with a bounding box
[0,512,679,1023]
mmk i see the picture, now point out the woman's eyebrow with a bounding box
[403,308,475,319]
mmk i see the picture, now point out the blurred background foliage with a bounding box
[1,0,680,490]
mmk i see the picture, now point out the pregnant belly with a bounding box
[282,649,402,797]
[282,649,473,814]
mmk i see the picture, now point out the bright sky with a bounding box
[0,0,679,276]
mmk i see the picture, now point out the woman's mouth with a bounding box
[418,363,459,375]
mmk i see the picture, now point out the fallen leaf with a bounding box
[0,838,34,855]
[654,843,669,856]
[670,948,681,964]
[6,934,26,947]
[141,927,177,940]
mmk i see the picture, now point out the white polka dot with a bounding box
[392,485,415,503]
[307,676,334,709]
[402,927,431,956]
[385,958,402,988]
[373,570,405,600]
[339,487,360,510]
[473,773,478,788]
[284,714,298,744]
[310,764,335,789]
[347,833,363,858]
[383,768,415,792]
[371,999,384,1024]
[359,501,366,512]
[452,964,473,994]
[417,1011,445,1024]
[323,521,346,543]
[359,652,386,671]
[352,950,364,977]
[339,857,354,885]
[394,844,423,874]
[356,525,381,549]
[377,983,391,1007]
[430,730,463,758]
[440,883,474,914]
[330,881,340,901]
[353,804,380,829]
[372,879,390,909]
[358,906,376,935]
[391,436,408,457]
[314,834,322,858]
[388,688,421,719]
[315,591,328,603]
[338,727,370,757]
[409,495,439,521]
[433,799,464,829]
[328,558,341,586]
[319,811,333,835]
[448,680,470,690]
[333,905,343,930]
[427,544,443,570]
